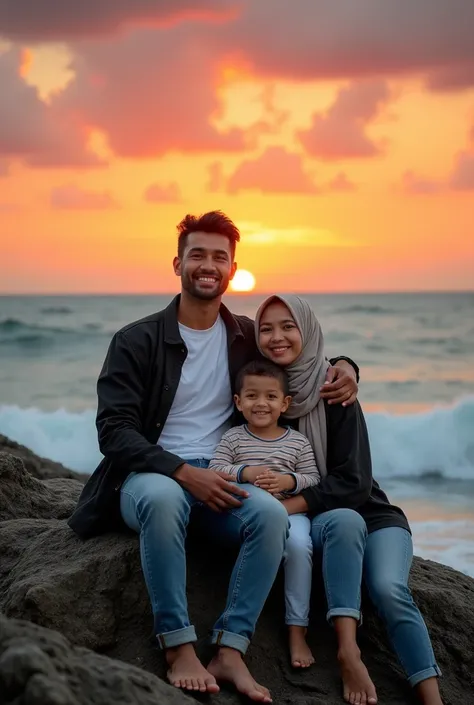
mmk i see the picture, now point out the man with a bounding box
[68,211,359,702]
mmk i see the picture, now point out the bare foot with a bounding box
[338,647,377,705]
[208,646,272,702]
[288,626,315,668]
[166,643,220,693]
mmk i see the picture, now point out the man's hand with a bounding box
[174,464,249,512]
[254,470,296,495]
[240,465,274,484]
[320,361,358,406]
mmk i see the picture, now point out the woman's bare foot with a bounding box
[288,626,315,668]
[338,647,377,705]
[208,646,272,702]
[166,643,220,693]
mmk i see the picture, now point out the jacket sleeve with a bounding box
[329,356,360,383]
[96,331,185,476]
[301,400,372,515]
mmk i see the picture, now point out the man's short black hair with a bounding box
[235,359,290,397]
[177,210,240,260]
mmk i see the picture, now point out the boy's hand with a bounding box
[255,470,296,494]
[240,465,274,484]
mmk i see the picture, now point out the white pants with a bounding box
[284,513,313,626]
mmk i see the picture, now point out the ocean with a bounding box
[1,292,473,576]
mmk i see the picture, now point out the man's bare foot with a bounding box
[338,647,377,705]
[166,643,220,693]
[288,626,315,668]
[208,646,272,702]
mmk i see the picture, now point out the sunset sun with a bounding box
[230,269,256,292]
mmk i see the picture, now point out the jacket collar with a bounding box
[164,294,245,345]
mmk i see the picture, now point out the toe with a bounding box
[191,679,199,690]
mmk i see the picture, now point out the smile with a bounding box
[270,346,290,353]
[196,276,218,283]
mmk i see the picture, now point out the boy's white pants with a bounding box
[284,513,313,626]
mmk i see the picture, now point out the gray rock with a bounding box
[1,448,473,704]
[0,434,88,482]
[0,615,191,705]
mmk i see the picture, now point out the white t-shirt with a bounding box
[158,315,233,459]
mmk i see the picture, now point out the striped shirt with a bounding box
[209,425,320,497]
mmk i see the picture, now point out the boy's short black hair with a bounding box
[235,359,290,396]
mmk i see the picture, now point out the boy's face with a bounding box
[235,374,291,429]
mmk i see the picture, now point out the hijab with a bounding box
[255,295,329,477]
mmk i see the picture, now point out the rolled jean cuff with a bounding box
[326,607,361,625]
[156,625,197,650]
[211,629,250,655]
[285,619,309,627]
[408,664,442,688]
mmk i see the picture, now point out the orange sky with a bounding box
[1,3,474,294]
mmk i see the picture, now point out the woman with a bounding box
[255,294,443,705]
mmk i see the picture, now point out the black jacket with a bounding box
[300,400,410,535]
[68,296,258,538]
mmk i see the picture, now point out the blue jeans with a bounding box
[311,509,441,687]
[120,459,289,655]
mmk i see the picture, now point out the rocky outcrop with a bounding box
[0,434,88,483]
[0,615,191,705]
[1,446,473,704]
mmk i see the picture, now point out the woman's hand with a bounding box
[255,470,296,494]
[320,361,358,406]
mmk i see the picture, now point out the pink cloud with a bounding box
[298,81,390,160]
[53,27,247,158]
[325,172,357,192]
[450,152,474,191]
[425,63,474,92]
[51,184,119,210]
[0,0,233,40]
[402,170,442,195]
[225,147,318,194]
[0,49,102,169]
[144,182,183,203]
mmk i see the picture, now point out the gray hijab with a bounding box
[255,295,329,477]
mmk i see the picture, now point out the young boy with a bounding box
[209,359,320,669]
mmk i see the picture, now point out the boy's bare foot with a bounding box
[338,647,377,704]
[166,643,220,693]
[208,646,272,702]
[288,626,315,668]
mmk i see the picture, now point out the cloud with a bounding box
[325,172,357,192]
[0,0,233,40]
[0,48,102,168]
[402,170,442,195]
[450,152,474,191]
[425,63,474,92]
[298,81,390,160]
[223,147,318,194]
[51,184,119,210]
[53,26,246,158]
[402,151,474,193]
[144,182,183,203]
[216,0,474,84]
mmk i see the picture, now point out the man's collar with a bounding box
[164,294,244,344]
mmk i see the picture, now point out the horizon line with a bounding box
[1,290,473,297]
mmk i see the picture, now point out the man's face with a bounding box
[174,231,237,300]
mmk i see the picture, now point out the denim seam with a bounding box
[217,509,250,632]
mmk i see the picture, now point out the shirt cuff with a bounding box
[282,472,299,496]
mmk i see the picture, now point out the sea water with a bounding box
[1,292,473,575]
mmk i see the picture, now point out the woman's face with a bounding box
[258,301,303,367]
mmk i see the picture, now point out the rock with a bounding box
[1,450,473,704]
[0,614,191,705]
[0,452,83,522]
[0,434,88,483]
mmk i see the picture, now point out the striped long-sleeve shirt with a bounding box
[209,425,320,497]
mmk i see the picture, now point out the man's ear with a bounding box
[281,395,292,414]
[173,256,181,276]
[230,261,237,281]
[234,393,242,411]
